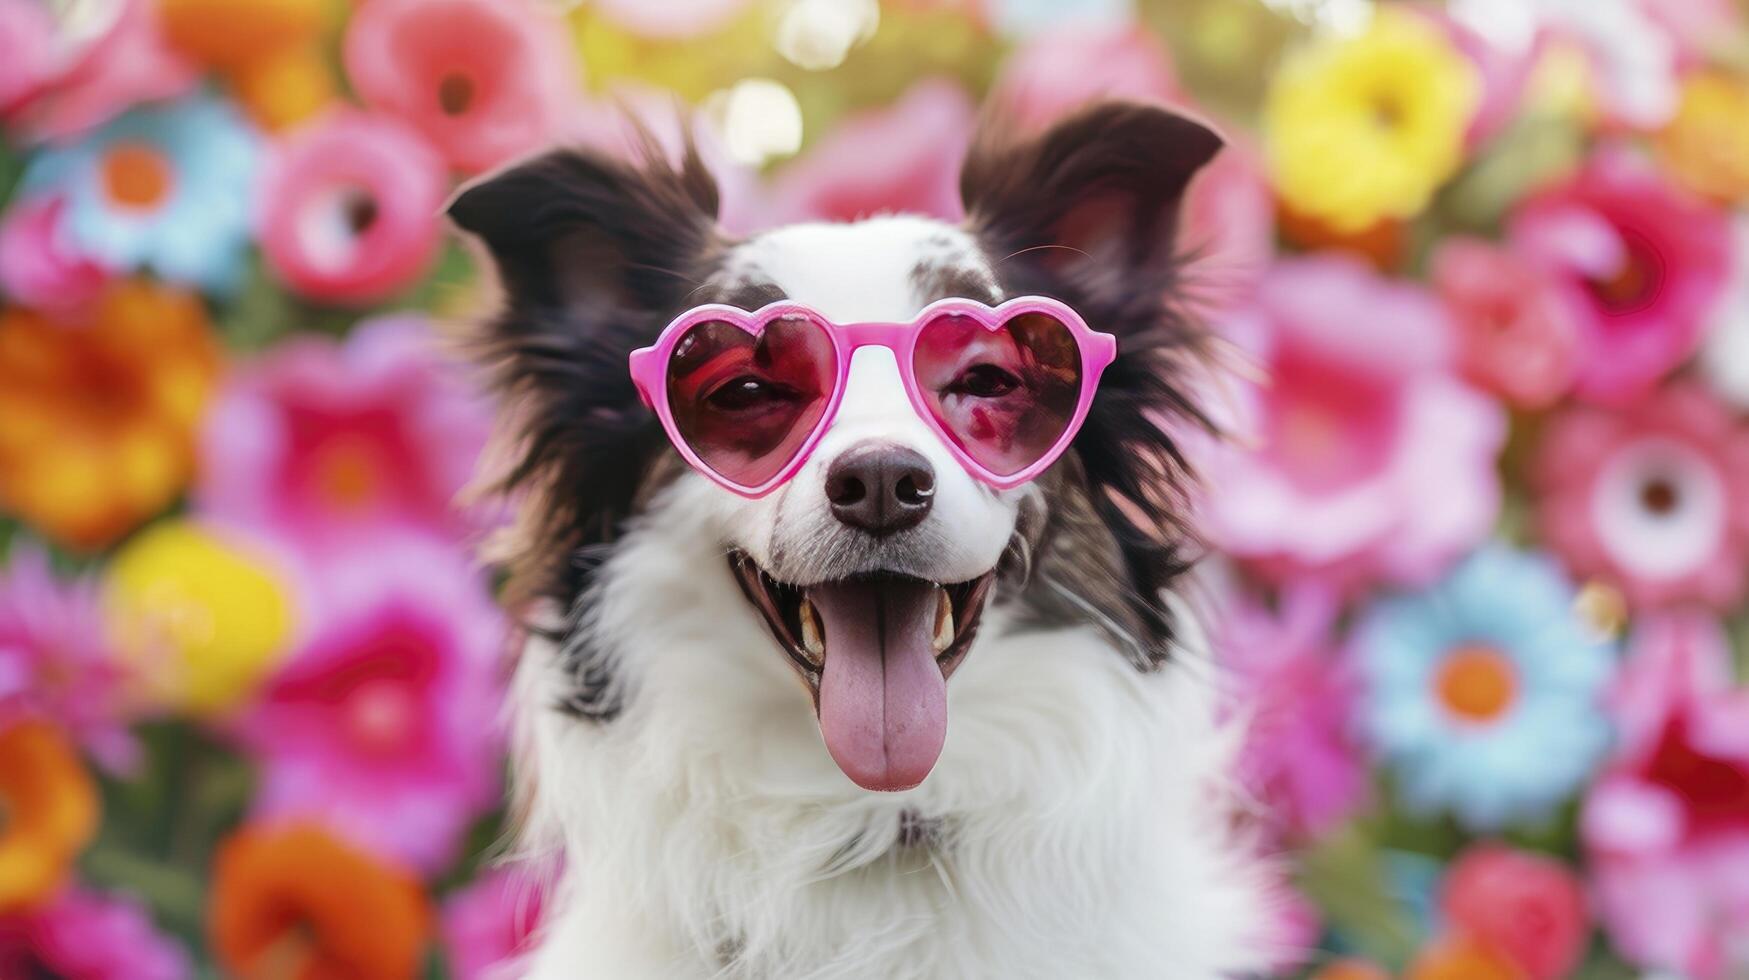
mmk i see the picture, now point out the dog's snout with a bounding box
[825,443,935,536]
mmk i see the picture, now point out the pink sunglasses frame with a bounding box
[629,295,1117,498]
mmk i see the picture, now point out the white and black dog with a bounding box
[448,102,1281,979]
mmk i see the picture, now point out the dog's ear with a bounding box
[962,102,1224,667]
[448,140,721,316]
[959,101,1221,311]
[448,141,723,611]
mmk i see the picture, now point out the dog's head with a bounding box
[450,103,1222,792]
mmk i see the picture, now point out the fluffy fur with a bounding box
[450,104,1281,978]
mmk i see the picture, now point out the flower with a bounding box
[1429,236,1580,409]
[0,723,97,913]
[102,521,297,717]
[1701,215,1749,410]
[259,111,448,305]
[3,0,197,144]
[235,534,505,872]
[1534,383,1749,611]
[766,78,975,225]
[0,0,58,116]
[0,281,220,550]
[0,545,134,771]
[197,316,494,547]
[1263,8,1480,233]
[21,96,261,293]
[1216,585,1367,839]
[988,24,1180,132]
[1658,71,1749,205]
[983,0,1135,39]
[209,823,431,980]
[1405,936,1524,980]
[1350,546,1615,830]
[0,886,190,980]
[345,0,581,174]
[0,195,107,315]
[1509,150,1732,402]
[158,0,336,130]
[1439,844,1590,980]
[1582,615,1749,979]
[1198,256,1505,590]
[1309,961,1391,980]
[443,864,549,980]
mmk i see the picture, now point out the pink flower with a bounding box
[259,110,448,306]
[0,0,58,116]
[197,316,495,549]
[988,25,1181,132]
[235,533,507,873]
[443,864,550,979]
[345,0,581,174]
[1534,383,1749,610]
[0,196,107,314]
[1216,585,1367,840]
[1439,844,1590,980]
[591,0,751,39]
[1430,236,1580,409]
[1583,615,1749,979]
[0,886,190,980]
[1199,256,1506,590]
[0,545,135,771]
[1510,151,1733,402]
[765,78,975,225]
[6,0,197,144]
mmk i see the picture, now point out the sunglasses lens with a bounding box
[665,315,837,488]
[913,310,1084,478]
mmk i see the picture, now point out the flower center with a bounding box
[343,190,379,235]
[1640,475,1679,516]
[252,921,318,979]
[345,679,416,755]
[100,142,174,210]
[1435,644,1517,722]
[437,71,476,116]
[313,438,380,512]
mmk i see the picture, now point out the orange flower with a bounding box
[0,722,99,912]
[1406,936,1526,980]
[0,282,220,550]
[1309,960,1391,980]
[158,0,337,130]
[210,823,432,980]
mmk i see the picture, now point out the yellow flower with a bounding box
[1659,71,1749,204]
[0,282,220,551]
[1264,10,1481,233]
[159,0,338,130]
[0,723,98,912]
[103,521,295,717]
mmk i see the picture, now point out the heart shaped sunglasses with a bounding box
[629,296,1116,498]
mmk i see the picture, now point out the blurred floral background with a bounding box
[2,0,1749,976]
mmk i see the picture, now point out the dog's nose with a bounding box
[825,443,935,536]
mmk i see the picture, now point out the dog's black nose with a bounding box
[825,444,935,536]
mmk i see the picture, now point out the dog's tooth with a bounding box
[798,597,825,666]
[932,586,954,654]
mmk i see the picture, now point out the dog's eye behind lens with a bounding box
[706,376,797,411]
[950,364,1021,398]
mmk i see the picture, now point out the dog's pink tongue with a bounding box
[811,580,947,792]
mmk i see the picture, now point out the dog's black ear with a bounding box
[960,101,1221,309]
[448,140,723,612]
[962,102,1224,668]
[448,140,721,316]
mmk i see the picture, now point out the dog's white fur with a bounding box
[507,217,1278,978]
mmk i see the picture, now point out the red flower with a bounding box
[1440,844,1590,980]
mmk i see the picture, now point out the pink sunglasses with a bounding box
[629,295,1116,498]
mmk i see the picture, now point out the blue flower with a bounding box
[23,96,261,294]
[1351,545,1616,830]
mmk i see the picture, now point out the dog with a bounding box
[448,101,1280,979]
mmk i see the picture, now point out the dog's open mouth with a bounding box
[729,551,995,792]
